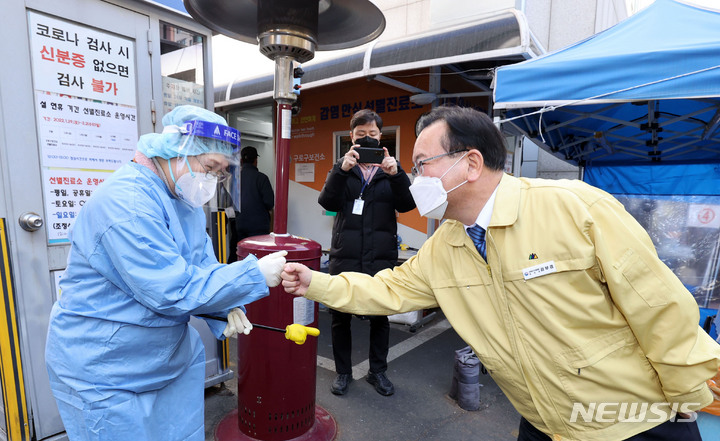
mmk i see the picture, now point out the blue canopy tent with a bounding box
[493,0,720,336]
[494,0,720,165]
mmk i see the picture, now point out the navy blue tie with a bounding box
[467,224,487,260]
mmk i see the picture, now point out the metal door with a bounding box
[0,1,153,439]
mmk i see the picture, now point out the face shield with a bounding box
[163,120,241,208]
[226,162,241,213]
[214,162,241,215]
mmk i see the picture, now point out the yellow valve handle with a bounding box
[285,323,321,345]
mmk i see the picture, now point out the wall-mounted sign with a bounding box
[42,168,112,243]
[319,95,423,121]
[28,11,138,243]
[28,11,136,106]
[36,92,136,170]
[295,163,315,182]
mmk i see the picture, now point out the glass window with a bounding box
[160,23,205,114]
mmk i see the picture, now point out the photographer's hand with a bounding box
[380,147,398,175]
[342,146,359,171]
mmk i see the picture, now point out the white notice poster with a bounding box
[43,168,114,243]
[293,297,315,326]
[36,92,136,170]
[687,204,720,229]
[28,12,139,244]
[295,163,315,182]
[28,11,136,106]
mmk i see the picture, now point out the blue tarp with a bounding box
[584,163,720,196]
[493,0,720,165]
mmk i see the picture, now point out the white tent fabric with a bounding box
[493,0,720,164]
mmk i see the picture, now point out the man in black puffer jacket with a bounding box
[227,146,274,263]
[318,109,416,397]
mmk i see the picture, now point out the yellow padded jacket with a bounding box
[306,173,720,441]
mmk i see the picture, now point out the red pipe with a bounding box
[273,101,292,234]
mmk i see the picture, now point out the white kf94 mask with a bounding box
[175,171,217,207]
[409,152,468,219]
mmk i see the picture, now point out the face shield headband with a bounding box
[163,120,242,208]
[164,120,241,159]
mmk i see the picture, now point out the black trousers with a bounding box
[330,309,389,375]
[517,416,703,441]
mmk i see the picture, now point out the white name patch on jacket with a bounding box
[522,261,557,280]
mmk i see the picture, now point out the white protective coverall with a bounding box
[45,160,268,440]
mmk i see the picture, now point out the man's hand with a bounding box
[341,146,360,171]
[223,308,252,338]
[257,250,288,287]
[379,147,398,175]
[281,262,313,296]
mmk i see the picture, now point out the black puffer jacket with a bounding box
[318,161,416,276]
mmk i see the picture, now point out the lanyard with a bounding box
[358,166,378,199]
[359,174,370,199]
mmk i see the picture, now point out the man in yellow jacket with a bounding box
[281,106,720,441]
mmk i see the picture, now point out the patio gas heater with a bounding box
[184,0,385,234]
[183,1,385,440]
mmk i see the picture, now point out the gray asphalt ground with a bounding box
[203,308,521,441]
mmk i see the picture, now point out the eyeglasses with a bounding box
[196,157,230,183]
[411,149,469,177]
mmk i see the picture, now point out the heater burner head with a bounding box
[257,27,317,63]
[183,0,385,62]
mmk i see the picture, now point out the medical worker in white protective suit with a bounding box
[45,105,287,440]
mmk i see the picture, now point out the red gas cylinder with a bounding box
[216,233,336,441]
